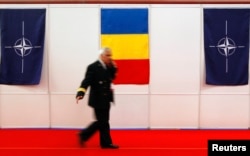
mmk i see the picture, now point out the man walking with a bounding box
[76,47,119,149]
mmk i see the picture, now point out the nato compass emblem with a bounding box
[4,21,42,73]
[209,20,245,73]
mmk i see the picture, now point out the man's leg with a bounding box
[79,121,99,142]
[94,108,112,146]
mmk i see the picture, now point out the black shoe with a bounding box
[101,144,119,149]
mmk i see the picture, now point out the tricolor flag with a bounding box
[101,8,149,84]
[0,9,46,85]
[204,9,249,85]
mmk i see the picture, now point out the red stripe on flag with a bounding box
[113,59,149,84]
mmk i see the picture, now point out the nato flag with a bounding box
[0,9,46,85]
[204,9,249,85]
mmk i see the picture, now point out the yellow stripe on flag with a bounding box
[101,34,149,59]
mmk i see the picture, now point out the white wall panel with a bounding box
[1,95,50,128]
[51,94,149,129]
[49,6,99,93]
[50,95,93,128]
[113,85,149,94]
[150,95,199,128]
[150,7,201,94]
[200,95,249,128]
[110,95,149,129]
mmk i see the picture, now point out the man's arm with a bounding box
[107,60,118,80]
[76,65,94,104]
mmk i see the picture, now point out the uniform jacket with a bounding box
[79,60,117,109]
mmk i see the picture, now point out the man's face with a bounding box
[101,50,112,65]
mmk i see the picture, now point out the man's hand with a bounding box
[107,59,117,68]
[111,60,117,68]
[76,96,83,104]
[76,91,85,104]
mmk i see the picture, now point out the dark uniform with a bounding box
[76,60,117,147]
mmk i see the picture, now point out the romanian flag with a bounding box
[101,8,149,84]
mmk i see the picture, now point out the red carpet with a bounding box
[0,129,250,156]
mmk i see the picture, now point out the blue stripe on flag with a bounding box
[204,9,250,85]
[101,8,148,34]
[0,9,46,85]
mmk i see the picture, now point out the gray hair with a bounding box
[99,47,111,55]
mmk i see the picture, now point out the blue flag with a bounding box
[204,9,250,85]
[0,9,46,85]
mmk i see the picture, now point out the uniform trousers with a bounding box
[79,107,112,146]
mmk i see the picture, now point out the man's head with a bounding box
[99,47,112,65]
